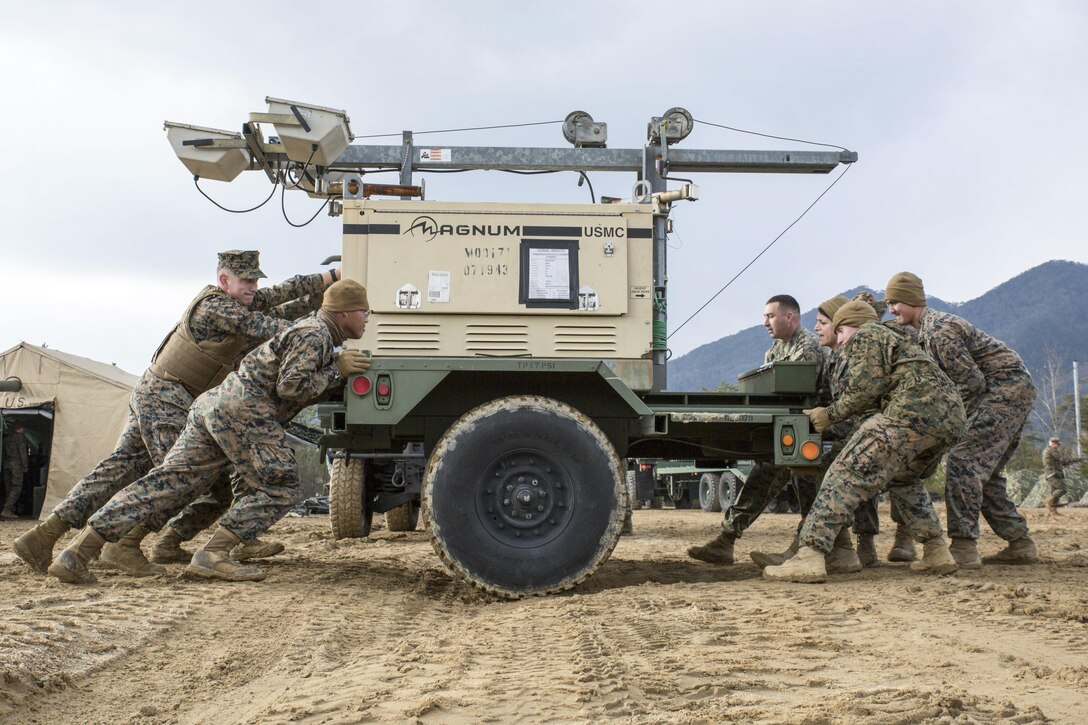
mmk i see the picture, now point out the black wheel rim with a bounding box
[477,449,575,548]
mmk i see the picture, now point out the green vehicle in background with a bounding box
[629,459,750,512]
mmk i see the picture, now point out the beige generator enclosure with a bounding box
[0,342,137,519]
[342,200,656,392]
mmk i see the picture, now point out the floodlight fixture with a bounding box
[164,122,250,182]
[261,97,353,167]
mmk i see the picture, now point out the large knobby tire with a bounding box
[718,472,739,512]
[385,501,421,532]
[425,395,626,599]
[699,473,722,512]
[329,458,372,539]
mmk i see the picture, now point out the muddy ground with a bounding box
[1,505,1086,724]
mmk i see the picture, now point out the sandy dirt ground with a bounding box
[1,505,1087,724]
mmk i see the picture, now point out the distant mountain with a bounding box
[666,260,1088,392]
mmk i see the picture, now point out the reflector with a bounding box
[351,376,371,396]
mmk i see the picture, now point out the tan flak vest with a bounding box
[149,285,250,397]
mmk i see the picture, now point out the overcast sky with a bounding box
[2,1,1086,375]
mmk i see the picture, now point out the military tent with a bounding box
[0,342,137,519]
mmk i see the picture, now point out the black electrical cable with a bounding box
[577,171,596,203]
[280,184,331,228]
[194,176,278,213]
[694,118,849,151]
[668,162,853,339]
[354,119,563,139]
[284,145,318,190]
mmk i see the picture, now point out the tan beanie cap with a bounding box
[883,271,926,307]
[818,295,851,321]
[832,300,879,331]
[322,279,370,312]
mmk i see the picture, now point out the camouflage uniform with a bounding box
[831,324,910,536]
[916,308,1034,542]
[798,322,966,554]
[3,428,30,512]
[86,316,341,542]
[721,327,824,537]
[1043,445,1085,500]
[50,274,326,530]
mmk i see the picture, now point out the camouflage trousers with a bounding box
[87,392,300,542]
[3,464,27,509]
[51,372,234,537]
[52,375,188,528]
[851,497,905,536]
[799,414,948,554]
[944,377,1033,541]
[721,462,820,538]
[1047,475,1067,500]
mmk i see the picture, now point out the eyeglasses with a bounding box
[362,310,371,319]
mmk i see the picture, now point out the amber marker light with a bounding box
[781,433,795,447]
[351,376,372,396]
[801,441,821,461]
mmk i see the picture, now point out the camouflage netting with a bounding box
[1007,469,1088,507]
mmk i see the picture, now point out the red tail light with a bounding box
[351,376,372,396]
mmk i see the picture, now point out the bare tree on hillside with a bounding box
[1031,344,1074,439]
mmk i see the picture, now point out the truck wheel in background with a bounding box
[425,395,626,599]
[385,501,421,531]
[329,457,372,539]
[717,472,739,512]
[699,473,722,512]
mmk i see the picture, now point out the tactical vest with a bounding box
[149,286,249,397]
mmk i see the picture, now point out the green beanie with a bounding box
[322,279,370,312]
[818,295,850,321]
[832,300,879,331]
[883,272,926,307]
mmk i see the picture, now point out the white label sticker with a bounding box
[428,271,451,302]
[420,148,451,162]
[528,248,570,300]
[630,284,651,299]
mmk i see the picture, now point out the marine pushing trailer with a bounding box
[166,99,855,598]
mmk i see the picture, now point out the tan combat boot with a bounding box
[100,525,166,577]
[825,528,863,574]
[1044,496,1061,515]
[948,537,982,569]
[188,527,267,582]
[750,535,799,569]
[763,545,828,583]
[910,537,958,575]
[149,527,193,564]
[687,532,736,564]
[981,534,1040,565]
[13,513,71,574]
[887,524,917,562]
[856,534,879,568]
[48,528,107,584]
[232,538,286,561]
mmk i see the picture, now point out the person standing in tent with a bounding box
[13,250,338,574]
[2,422,30,518]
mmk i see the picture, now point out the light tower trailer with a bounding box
[166,101,856,598]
